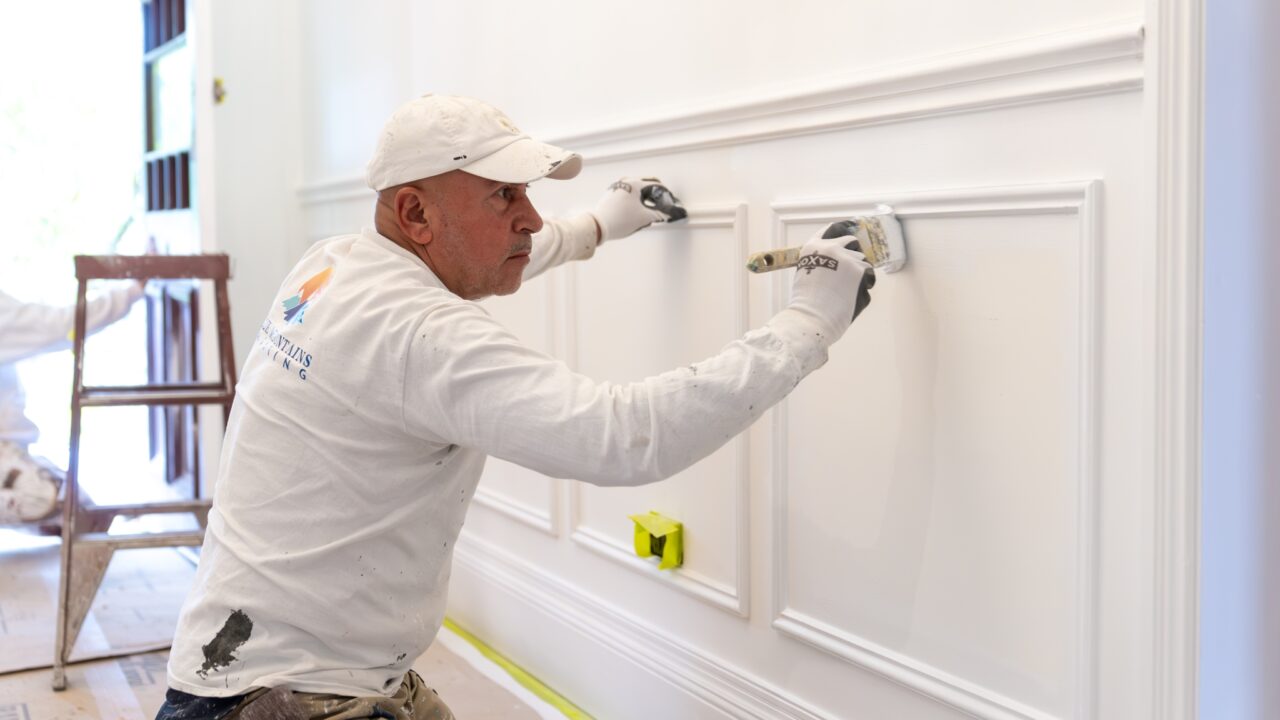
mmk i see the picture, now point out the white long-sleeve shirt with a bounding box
[0,283,143,446]
[166,215,830,698]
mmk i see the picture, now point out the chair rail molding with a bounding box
[768,181,1102,720]
[297,20,1143,204]
[566,204,753,618]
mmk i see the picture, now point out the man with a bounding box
[0,280,143,525]
[159,94,874,719]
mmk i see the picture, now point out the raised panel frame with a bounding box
[768,181,1101,720]
[474,465,560,537]
[567,204,753,617]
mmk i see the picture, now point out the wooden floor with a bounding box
[0,530,549,719]
[0,640,545,720]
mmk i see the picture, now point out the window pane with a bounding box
[149,41,192,154]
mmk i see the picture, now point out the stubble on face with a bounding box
[423,173,538,300]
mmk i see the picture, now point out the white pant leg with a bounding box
[0,441,60,523]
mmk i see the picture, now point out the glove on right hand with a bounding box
[783,225,876,345]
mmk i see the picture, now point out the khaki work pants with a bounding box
[160,670,455,720]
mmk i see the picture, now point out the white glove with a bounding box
[590,176,688,241]
[771,226,876,348]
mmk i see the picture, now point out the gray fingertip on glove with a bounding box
[820,219,876,323]
[591,176,688,242]
[768,226,876,358]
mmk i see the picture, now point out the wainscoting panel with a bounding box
[770,183,1099,720]
[568,205,752,616]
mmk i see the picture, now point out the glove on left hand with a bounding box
[591,177,688,241]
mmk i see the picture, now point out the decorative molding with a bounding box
[296,20,1144,203]
[1148,0,1203,718]
[570,525,743,615]
[300,174,374,206]
[567,204,752,617]
[768,181,1101,720]
[454,532,830,720]
[473,485,558,537]
[546,20,1143,164]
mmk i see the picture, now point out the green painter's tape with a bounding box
[443,617,594,719]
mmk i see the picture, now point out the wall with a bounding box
[1201,0,1280,717]
[287,2,1205,718]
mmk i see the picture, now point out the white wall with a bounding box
[272,1,1229,718]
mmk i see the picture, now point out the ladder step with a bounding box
[87,500,211,517]
[75,254,230,281]
[78,530,206,550]
[79,385,233,407]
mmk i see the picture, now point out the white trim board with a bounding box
[566,204,753,618]
[434,623,569,720]
[768,181,1101,720]
[454,533,830,720]
[1146,0,1203,717]
[297,20,1143,205]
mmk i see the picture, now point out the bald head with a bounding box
[371,170,544,299]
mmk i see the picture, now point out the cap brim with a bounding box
[462,137,582,184]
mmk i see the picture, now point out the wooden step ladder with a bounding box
[51,254,236,691]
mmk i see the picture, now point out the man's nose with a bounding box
[515,196,543,235]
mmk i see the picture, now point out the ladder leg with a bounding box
[54,279,89,691]
[52,542,116,690]
[65,543,116,654]
[51,527,71,690]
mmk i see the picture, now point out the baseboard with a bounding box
[453,533,829,720]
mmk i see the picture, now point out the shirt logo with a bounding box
[796,253,839,274]
[281,267,333,325]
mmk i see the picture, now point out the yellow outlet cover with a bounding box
[629,511,682,570]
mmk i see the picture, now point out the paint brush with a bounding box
[746,205,907,274]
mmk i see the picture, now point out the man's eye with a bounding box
[497,187,513,200]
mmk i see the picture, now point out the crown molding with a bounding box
[298,20,1143,206]
[544,19,1143,164]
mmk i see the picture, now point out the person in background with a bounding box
[0,277,144,524]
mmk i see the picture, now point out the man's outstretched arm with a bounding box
[409,227,873,486]
[0,282,143,365]
[522,176,687,281]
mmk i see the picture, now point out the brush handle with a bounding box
[744,222,875,321]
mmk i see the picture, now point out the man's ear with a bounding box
[395,186,435,247]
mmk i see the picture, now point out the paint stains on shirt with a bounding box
[197,609,254,679]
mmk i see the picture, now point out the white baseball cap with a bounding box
[365,94,582,191]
